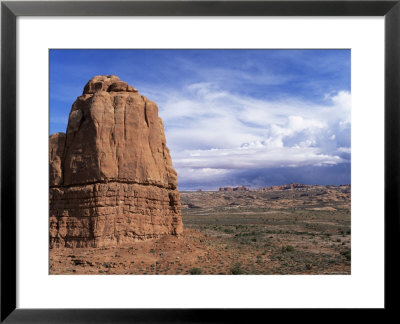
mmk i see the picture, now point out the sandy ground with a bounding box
[50,187,351,275]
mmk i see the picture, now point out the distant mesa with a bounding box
[257,183,350,191]
[258,183,311,191]
[217,183,350,193]
[219,185,249,192]
[218,184,308,192]
[49,75,183,248]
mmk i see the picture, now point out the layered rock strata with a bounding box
[50,75,183,248]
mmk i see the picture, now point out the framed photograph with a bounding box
[1,0,399,321]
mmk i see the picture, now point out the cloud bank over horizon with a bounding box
[153,85,351,190]
[50,49,351,190]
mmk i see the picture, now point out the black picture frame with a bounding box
[1,0,399,322]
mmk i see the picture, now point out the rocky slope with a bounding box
[50,75,183,248]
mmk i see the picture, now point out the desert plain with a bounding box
[50,184,351,275]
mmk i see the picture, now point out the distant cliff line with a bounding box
[197,183,351,192]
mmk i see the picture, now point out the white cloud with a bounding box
[330,91,351,127]
[146,82,351,183]
[177,167,230,184]
[173,145,343,170]
[338,147,351,153]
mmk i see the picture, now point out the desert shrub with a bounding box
[306,264,312,270]
[103,262,110,268]
[230,262,244,275]
[281,245,295,253]
[224,228,234,234]
[339,228,351,236]
[341,249,351,261]
[149,249,155,253]
[189,268,203,275]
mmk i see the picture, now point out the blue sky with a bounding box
[50,49,351,190]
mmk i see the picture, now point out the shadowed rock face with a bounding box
[49,75,183,248]
[49,132,66,186]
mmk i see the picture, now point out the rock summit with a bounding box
[49,75,183,248]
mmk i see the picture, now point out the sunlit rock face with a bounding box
[49,75,183,248]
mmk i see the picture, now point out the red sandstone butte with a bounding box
[49,75,183,248]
